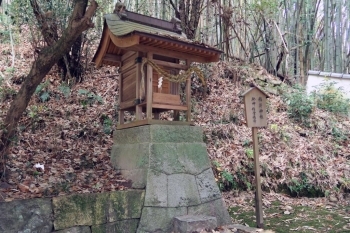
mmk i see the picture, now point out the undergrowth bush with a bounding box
[283,85,314,126]
[212,161,239,191]
[287,172,324,197]
[313,82,350,115]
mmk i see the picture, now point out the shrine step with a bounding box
[173,215,217,233]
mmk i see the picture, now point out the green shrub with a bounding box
[287,172,324,197]
[78,89,103,107]
[212,161,237,191]
[283,85,314,125]
[313,82,350,115]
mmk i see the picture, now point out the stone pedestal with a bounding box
[111,125,232,233]
[173,215,217,233]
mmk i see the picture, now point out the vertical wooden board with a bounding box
[122,79,136,102]
[121,51,136,61]
[121,58,137,72]
[122,73,136,89]
[146,53,153,119]
[170,81,180,95]
[185,60,191,122]
[122,64,136,78]
[243,88,267,128]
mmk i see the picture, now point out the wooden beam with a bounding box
[102,53,122,63]
[93,26,111,67]
[108,29,140,48]
[152,103,187,111]
[130,44,214,63]
[120,99,136,110]
[152,59,187,70]
[116,119,193,130]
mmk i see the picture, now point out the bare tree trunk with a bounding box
[169,0,204,39]
[0,0,98,180]
[335,0,342,72]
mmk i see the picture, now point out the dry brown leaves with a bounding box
[0,33,128,201]
[194,60,350,196]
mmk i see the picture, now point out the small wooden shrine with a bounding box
[93,9,222,129]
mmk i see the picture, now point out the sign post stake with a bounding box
[252,127,263,228]
[242,85,269,229]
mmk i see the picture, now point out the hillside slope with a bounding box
[195,61,350,197]
[0,40,349,201]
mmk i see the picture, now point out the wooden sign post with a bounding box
[242,85,268,229]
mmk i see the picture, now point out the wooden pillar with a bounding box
[118,73,124,125]
[146,52,153,119]
[185,60,191,122]
[135,52,142,120]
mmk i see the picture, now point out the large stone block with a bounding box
[108,190,144,221]
[144,170,168,207]
[91,219,139,233]
[53,191,145,230]
[167,174,201,207]
[150,143,211,175]
[173,215,217,233]
[0,198,53,233]
[110,143,149,170]
[196,168,222,203]
[188,199,232,227]
[138,207,187,233]
[120,169,147,189]
[150,125,204,143]
[113,125,204,144]
[55,226,91,233]
[53,193,110,230]
[113,126,151,144]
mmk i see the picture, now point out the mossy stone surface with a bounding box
[55,226,91,233]
[150,143,210,175]
[167,173,201,207]
[110,143,150,170]
[108,190,144,221]
[195,168,222,203]
[53,192,109,230]
[113,125,203,144]
[137,207,187,233]
[0,198,52,233]
[188,198,232,226]
[53,190,145,230]
[91,219,139,233]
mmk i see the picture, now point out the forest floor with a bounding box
[224,191,350,232]
[1,30,350,232]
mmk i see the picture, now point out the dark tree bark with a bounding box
[0,0,98,180]
[30,0,87,82]
[169,0,203,40]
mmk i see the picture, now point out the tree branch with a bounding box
[168,0,180,19]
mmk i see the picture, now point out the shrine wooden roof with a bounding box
[92,11,222,67]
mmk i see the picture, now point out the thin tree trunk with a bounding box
[0,0,98,180]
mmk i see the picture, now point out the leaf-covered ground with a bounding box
[225,191,350,232]
[0,27,350,214]
[194,61,350,198]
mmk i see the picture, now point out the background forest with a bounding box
[0,0,349,202]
